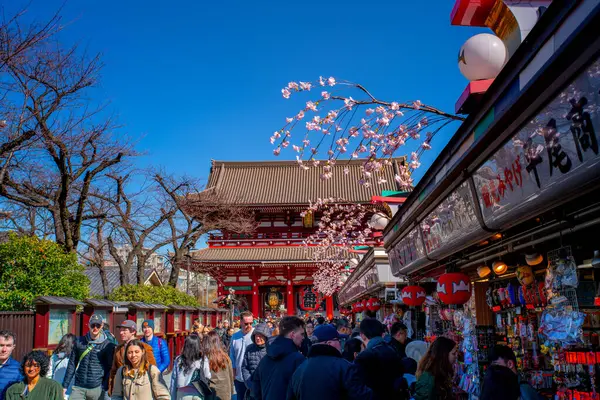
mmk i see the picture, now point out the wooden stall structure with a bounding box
[34,296,83,352]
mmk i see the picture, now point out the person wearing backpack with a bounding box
[62,314,116,400]
[47,333,76,398]
[141,320,170,374]
[110,339,170,400]
[170,334,212,400]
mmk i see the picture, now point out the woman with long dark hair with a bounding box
[415,337,458,400]
[203,331,235,400]
[170,333,212,400]
[110,339,170,399]
[5,351,63,400]
[47,333,76,398]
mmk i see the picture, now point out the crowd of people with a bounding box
[0,311,539,400]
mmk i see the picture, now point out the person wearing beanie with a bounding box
[241,323,270,392]
[141,319,170,374]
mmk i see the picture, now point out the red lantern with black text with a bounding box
[401,285,426,307]
[365,297,381,312]
[437,273,472,305]
[354,300,365,313]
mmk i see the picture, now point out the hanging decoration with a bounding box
[437,272,472,305]
[298,286,322,311]
[516,265,535,286]
[366,297,381,312]
[401,285,427,307]
[354,300,365,313]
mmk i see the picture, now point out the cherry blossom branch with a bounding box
[271,77,464,189]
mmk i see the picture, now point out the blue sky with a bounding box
[6,0,486,185]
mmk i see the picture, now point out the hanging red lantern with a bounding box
[354,300,365,313]
[401,285,427,307]
[436,273,472,305]
[365,297,381,312]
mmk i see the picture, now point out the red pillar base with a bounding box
[325,296,334,321]
[287,283,295,316]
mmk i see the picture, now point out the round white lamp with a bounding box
[369,212,390,230]
[458,33,508,81]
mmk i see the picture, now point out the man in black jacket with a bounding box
[288,324,372,400]
[63,314,116,400]
[389,322,412,359]
[355,318,407,400]
[251,316,306,400]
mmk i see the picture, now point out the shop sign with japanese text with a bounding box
[473,60,600,229]
[389,227,426,276]
[420,181,484,259]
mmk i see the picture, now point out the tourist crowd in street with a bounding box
[0,311,538,400]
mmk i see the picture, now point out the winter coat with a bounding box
[47,352,74,396]
[141,335,170,373]
[390,337,412,359]
[169,356,211,399]
[63,331,116,391]
[251,336,305,400]
[222,334,232,350]
[0,357,23,400]
[241,323,269,390]
[414,371,452,400]
[480,365,520,400]
[5,377,63,400]
[108,341,156,394]
[209,360,236,400]
[287,343,372,400]
[110,365,170,400]
[354,337,407,400]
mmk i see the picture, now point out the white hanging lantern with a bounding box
[349,258,359,267]
[369,212,390,230]
[458,33,507,81]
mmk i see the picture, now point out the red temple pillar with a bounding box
[325,296,334,320]
[287,267,295,316]
[251,267,260,318]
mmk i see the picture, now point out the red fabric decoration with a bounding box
[400,285,426,307]
[354,300,365,313]
[365,297,381,312]
[436,273,472,305]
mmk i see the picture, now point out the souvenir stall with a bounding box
[382,2,600,399]
[337,248,405,325]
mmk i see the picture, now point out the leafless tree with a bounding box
[78,199,112,295]
[0,200,54,238]
[0,10,134,252]
[156,172,257,287]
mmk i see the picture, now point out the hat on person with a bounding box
[89,314,103,326]
[117,320,137,331]
[406,340,428,363]
[142,319,155,331]
[314,324,342,343]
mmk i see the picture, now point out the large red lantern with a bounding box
[354,300,365,313]
[437,273,472,305]
[365,297,381,312]
[401,285,426,307]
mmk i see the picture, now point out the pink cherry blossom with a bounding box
[319,76,326,86]
[273,148,281,155]
[286,117,293,123]
[300,81,312,91]
[282,88,291,99]
[321,91,330,100]
[327,77,336,86]
[306,101,318,112]
[296,110,305,120]
[288,82,299,90]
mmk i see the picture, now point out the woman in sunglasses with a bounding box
[5,350,63,400]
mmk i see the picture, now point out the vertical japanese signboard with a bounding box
[473,60,600,229]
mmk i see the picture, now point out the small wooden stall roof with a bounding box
[34,296,84,306]
[168,305,197,311]
[127,302,167,310]
[84,299,120,308]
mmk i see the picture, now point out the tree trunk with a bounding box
[137,254,148,284]
[97,264,109,297]
[168,257,181,287]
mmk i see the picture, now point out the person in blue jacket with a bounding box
[141,320,170,373]
[0,331,23,400]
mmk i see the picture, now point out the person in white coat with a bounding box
[47,333,76,399]
[170,334,211,400]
